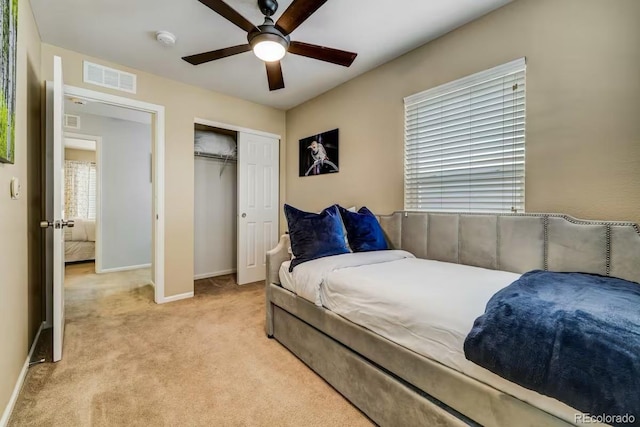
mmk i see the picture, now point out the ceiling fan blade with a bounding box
[289,41,357,67]
[275,0,328,35]
[265,61,285,91]
[198,0,258,33]
[182,44,252,65]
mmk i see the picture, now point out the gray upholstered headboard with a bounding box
[377,212,640,284]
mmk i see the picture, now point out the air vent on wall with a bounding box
[83,61,137,94]
[64,114,81,129]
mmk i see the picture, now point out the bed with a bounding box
[265,211,640,427]
[64,217,96,263]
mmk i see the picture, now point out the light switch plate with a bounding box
[10,177,20,200]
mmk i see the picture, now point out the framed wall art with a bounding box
[298,128,339,177]
[1,0,18,164]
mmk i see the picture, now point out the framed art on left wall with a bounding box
[0,0,18,164]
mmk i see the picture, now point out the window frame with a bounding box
[403,58,527,214]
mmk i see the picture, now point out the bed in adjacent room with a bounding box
[64,217,96,263]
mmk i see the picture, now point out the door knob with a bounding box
[241,213,247,218]
[39,220,75,229]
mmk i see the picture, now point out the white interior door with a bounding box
[237,132,279,285]
[51,56,66,362]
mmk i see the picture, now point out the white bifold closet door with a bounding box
[237,132,279,285]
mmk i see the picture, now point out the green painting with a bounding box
[1,0,18,164]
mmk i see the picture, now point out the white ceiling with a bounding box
[31,0,511,110]
[64,137,96,151]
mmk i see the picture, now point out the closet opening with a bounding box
[194,124,239,291]
[193,118,280,291]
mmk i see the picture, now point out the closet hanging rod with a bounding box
[194,151,237,163]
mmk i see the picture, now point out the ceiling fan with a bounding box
[182,0,358,91]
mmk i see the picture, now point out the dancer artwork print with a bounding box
[298,128,339,177]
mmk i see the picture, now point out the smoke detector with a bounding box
[156,31,177,47]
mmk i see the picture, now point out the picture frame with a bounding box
[1,0,19,164]
[298,128,339,177]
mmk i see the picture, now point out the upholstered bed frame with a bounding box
[265,212,640,426]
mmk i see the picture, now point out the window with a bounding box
[404,58,526,213]
[65,160,97,220]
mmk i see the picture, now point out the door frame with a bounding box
[62,85,167,304]
[194,118,281,140]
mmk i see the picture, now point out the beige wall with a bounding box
[64,148,95,162]
[40,44,287,297]
[0,0,42,417]
[285,0,640,224]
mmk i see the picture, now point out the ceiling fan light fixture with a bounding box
[250,32,288,62]
[253,39,286,62]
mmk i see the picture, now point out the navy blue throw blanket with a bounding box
[464,270,640,423]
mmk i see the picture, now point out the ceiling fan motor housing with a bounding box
[248,18,290,51]
[258,0,279,17]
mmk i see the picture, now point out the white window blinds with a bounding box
[404,58,526,213]
[65,160,97,220]
[88,166,97,220]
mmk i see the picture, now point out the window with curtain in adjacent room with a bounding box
[65,160,97,219]
[404,58,526,213]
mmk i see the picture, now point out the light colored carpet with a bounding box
[9,264,372,426]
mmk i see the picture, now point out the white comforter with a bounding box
[278,253,579,421]
[321,257,521,372]
[285,250,415,306]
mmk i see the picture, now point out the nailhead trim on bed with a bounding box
[543,215,549,271]
[606,224,612,277]
[496,216,502,271]
[399,211,640,231]
[380,211,640,281]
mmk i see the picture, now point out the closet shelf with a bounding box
[194,151,237,163]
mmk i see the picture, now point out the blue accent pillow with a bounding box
[338,206,388,252]
[284,204,350,271]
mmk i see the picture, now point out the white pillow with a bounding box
[68,217,88,241]
[84,220,96,242]
[339,206,356,251]
[194,131,236,158]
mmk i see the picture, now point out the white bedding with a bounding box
[278,253,581,422]
[279,250,415,306]
[279,261,296,294]
[65,240,95,262]
[64,217,96,242]
[322,258,519,373]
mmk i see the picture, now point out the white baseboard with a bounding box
[158,291,194,304]
[99,263,151,274]
[1,322,45,427]
[194,269,236,280]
